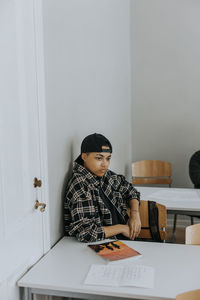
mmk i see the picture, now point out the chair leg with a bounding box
[171,214,177,243]
[191,216,194,225]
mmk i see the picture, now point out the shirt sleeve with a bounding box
[118,175,140,204]
[67,182,105,243]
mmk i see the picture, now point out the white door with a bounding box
[0,1,50,299]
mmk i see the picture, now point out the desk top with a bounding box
[137,187,200,212]
[18,237,200,300]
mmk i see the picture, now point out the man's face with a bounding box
[81,146,111,177]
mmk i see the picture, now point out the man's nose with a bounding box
[101,160,105,166]
[102,159,109,167]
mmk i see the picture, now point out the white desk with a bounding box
[18,237,200,300]
[137,187,200,216]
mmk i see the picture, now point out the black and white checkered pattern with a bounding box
[64,163,140,242]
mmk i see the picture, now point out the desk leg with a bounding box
[23,288,32,300]
[171,213,177,243]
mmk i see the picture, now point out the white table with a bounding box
[18,237,200,300]
[137,187,200,216]
[137,187,200,242]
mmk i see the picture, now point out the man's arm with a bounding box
[117,174,141,240]
[103,224,130,239]
[128,198,141,240]
[66,181,105,243]
[129,198,139,212]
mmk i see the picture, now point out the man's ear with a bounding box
[81,153,87,161]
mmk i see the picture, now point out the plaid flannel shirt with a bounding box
[64,162,140,243]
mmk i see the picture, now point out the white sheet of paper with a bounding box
[84,264,154,289]
[121,265,154,288]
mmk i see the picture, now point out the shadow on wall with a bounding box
[60,143,74,237]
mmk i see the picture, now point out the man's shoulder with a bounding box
[66,173,90,203]
[67,172,87,188]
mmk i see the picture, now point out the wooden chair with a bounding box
[132,160,172,186]
[176,289,200,300]
[138,200,167,241]
[127,200,167,241]
[132,160,175,240]
[185,223,200,245]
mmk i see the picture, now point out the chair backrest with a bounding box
[185,223,200,245]
[176,289,200,300]
[132,160,172,185]
[137,200,167,241]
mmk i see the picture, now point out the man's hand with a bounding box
[127,211,141,240]
[120,224,130,239]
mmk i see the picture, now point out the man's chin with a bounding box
[95,171,106,177]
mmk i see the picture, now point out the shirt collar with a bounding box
[73,162,107,186]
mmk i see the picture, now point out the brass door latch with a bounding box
[34,200,46,212]
[34,177,42,188]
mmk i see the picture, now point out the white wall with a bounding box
[131,0,200,188]
[42,0,132,246]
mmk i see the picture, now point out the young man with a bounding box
[64,133,141,242]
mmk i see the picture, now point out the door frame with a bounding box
[32,0,51,253]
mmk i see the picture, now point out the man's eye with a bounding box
[96,157,102,160]
[107,157,111,161]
